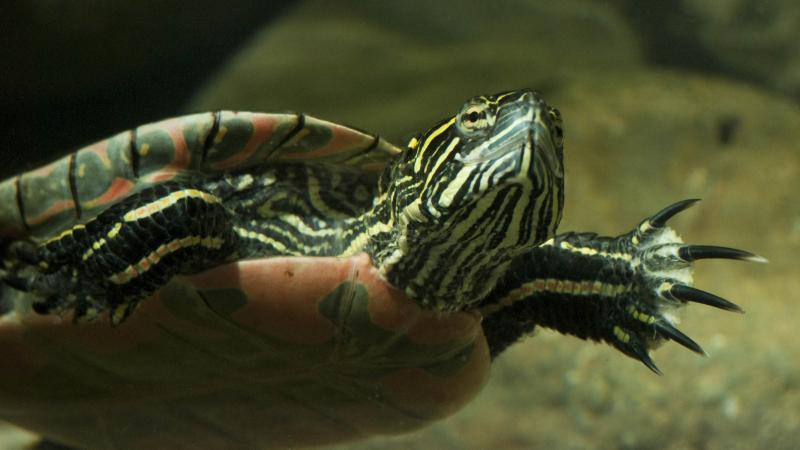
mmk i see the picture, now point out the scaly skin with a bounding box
[480,199,764,372]
[0,90,761,376]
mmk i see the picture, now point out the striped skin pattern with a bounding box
[212,90,566,312]
[2,90,564,325]
[480,199,763,372]
[366,91,565,312]
[0,90,761,373]
[6,183,237,323]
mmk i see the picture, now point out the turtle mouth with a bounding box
[531,118,563,179]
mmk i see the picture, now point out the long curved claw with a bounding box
[655,322,706,356]
[678,245,768,263]
[668,284,744,313]
[595,199,762,373]
[630,344,663,376]
[649,198,701,228]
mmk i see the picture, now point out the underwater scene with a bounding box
[0,1,797,449]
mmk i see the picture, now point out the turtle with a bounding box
[0,89,763,449]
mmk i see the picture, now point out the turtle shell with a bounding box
[0,254,489,449]
[0,112,401,239]
[0,113,488,448]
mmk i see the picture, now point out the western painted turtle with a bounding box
[0,89,762,449]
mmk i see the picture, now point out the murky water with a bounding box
[1,1,797,449]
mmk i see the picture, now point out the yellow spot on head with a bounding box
[140,143,151,156]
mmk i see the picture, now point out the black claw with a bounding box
[649,199,701,228]
[655,322,706,356]
[631,345,663,375]
[669,284,744,313]
[678,245,768,263]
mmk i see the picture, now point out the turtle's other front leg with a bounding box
[1,182,238,325]
[480,200,765,373]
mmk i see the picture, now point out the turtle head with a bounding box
[372,89,565,311]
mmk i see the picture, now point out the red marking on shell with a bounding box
[80,139,112,168]
[185,257,352,344]
[81,177,135,209]
[211,113,282,170]
[380,334,490,419]
[360,264,482,345]
[164,118,193,172]
[144,170,181,183]
[279,120,372,161]
[0,255,493,448]
[25,199,75,228]
[138,118,193,181]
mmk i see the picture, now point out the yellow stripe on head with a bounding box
[414,118,455,173]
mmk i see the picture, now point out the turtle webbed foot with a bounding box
[610,199,765,374]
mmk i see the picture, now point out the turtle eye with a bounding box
[456,101,494,136]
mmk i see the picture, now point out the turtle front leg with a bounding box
[480,199,765,374]
[1,182,238,325]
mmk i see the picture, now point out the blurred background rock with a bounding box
[2,1,798,449]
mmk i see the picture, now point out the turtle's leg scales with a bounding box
[6,240,42,267]
[1,183,239,325]
[482,199,764,373]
